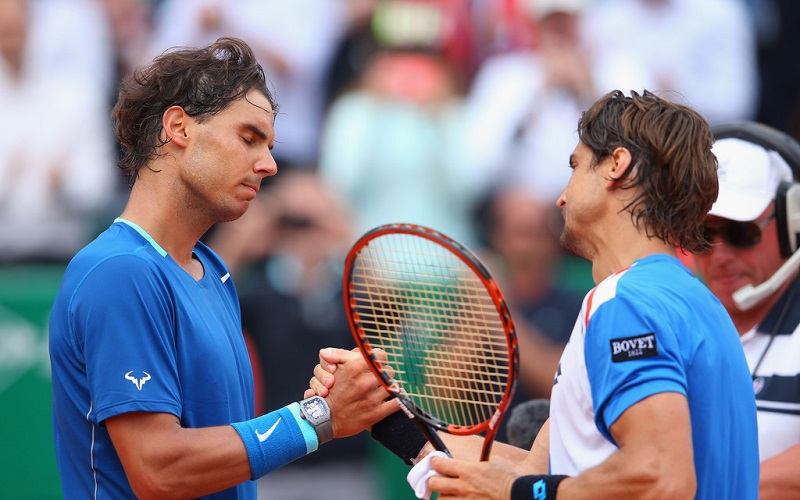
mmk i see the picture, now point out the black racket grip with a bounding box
[413,419,452,458]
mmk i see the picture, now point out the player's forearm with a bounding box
[469,438,533,468]
[516,418,549,475]
[539,392,696,499]
[506,421,694,500]
[109,405,316,499]
[122,424,252,499]
[549,449,695,500]
[759,445,800,500]
[438,433,490,462]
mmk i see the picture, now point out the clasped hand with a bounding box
[304,347,397,438]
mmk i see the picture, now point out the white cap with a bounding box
[710,138,794,221]
[522,0,588,20]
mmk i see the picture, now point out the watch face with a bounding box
[303,399,327,419]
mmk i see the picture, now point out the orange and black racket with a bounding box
[344,223,519,461]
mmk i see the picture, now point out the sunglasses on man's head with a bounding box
[703,210,775,250]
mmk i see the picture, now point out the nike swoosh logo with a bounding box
[255,417,281,442]
[221,272,230,283]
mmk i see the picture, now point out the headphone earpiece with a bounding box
[712,121,800,258]
[776,181,800,257]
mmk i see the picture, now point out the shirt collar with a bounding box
[757,276,800,337]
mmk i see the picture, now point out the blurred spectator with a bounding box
[461,0,597,203]
[750,0,800,139]
[324,0,480,112]
[318,20,481,246]
[95,0,157,194]
[206,170,378,499]
[477,186,585,348]
[474,185,586,441]
[468,0,534,61]
[0,0,118,263]
[96,0,156,95]
[147,0,346,170]
[582,0,758,125]
[370,0,476,90]
[22,0,115,97]
[324,0,383,107]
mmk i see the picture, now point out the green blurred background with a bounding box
[0,265,65,499]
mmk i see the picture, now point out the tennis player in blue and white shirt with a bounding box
[548,253,757,498]
[386,90,761,500]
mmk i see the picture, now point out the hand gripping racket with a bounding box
[344,223,519,461]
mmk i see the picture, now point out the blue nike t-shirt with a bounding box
[49,220,255,499]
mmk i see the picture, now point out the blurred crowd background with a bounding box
[0,0,797,498]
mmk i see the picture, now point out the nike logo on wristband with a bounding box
[255,418,281,442]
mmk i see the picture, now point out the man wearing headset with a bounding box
[693,124,800,499]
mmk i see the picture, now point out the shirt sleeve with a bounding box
[70,254,182,424]
[583,293,688,444]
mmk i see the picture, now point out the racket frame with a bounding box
[343,223,520,460]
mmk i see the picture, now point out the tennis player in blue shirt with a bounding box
[49,37,397,499]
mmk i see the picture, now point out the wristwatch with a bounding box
[299,395,333,445]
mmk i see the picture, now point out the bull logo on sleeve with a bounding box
[125,371,151,390]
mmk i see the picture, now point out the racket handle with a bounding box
[413,419,452,458]
[479,409,505,461]
[480,434,495,462]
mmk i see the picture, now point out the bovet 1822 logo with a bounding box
[610,333,658,362]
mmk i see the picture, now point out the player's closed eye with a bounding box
[703,210,775,249]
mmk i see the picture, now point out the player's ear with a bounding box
[162,105,190,147]
[607,146,632,187]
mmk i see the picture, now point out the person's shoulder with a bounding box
[73,222,155,259]
[594,255,688,303]
[626,254,690,278]
[621,255,724,313]
[615,255,689,292]
[63,223,167,283]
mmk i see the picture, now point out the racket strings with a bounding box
[350,233,511,428]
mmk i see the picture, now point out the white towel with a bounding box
[406,450,449,499]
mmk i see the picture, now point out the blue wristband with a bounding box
[511,475,568,500]
[231,403,318,479]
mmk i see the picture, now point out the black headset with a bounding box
[712,121,800,258]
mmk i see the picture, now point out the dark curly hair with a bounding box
[577,90,718,253]
[112,37,277,187]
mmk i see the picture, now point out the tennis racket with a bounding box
[343,223,519,461]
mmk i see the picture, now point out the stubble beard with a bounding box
[560,224,588,261]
